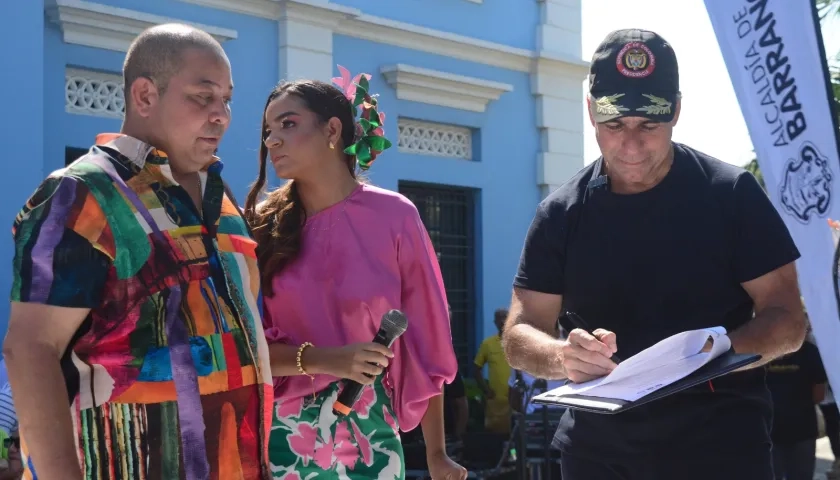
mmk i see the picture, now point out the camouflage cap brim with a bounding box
[590,91,678,123]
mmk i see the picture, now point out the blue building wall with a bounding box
[329,0,539,51]
[0,0,585,362]
[0,0,46,337]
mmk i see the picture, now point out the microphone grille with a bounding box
[381,309,408,337]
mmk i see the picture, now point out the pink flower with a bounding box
[383,405,398,433]
[280,473,301,480]
[313,438,335,470]
[332,65,371,102]
[333,422,360,470]
[350,419,373,466]
[287,422,317,466]
[353,386,376,419]
[275,397,303,419]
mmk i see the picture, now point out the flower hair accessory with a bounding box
[332,65,392,170]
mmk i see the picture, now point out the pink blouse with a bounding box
[262,183,458,432]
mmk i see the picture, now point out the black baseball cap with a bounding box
[588,29,680,123]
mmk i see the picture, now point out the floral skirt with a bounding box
[269,378,405,479]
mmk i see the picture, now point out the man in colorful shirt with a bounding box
[3,24,273,479]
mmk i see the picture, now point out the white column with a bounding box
[536,0,582,59]
[533,0,586,198]
[277,1,351,82]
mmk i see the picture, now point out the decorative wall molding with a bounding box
[65,68,125,118]
[177,0,588,74]
[381,64,512,113]
[276,1,355,82]
[174,0,587,192]
[536,0,582,62]
[180,0,281,19]
[339,15,536,74]
[533,0,585,197]
[398,119,473,160]
[47,0,238,53]
[279,0,355,29]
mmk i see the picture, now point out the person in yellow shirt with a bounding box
[473,309,512,433]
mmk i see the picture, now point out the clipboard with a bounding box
[531,349,761,414]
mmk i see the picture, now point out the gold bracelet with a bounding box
[296,342,314,377]
[296,342,316,403]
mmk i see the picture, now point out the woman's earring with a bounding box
[329,142,335,150]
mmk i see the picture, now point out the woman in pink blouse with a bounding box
[244,69,467,480]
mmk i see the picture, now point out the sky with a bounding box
[580,0,840,167]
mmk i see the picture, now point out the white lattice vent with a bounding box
[66,68,125,118]
[397,119,473,160]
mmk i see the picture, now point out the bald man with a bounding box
[4,24,273,479]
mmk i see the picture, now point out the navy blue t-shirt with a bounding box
[514,143,801,460]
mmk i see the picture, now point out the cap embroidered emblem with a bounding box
[616,42,656,78]
[595,93,629,116]
[636,94,672,115]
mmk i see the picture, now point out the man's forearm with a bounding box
[729,305,806,368]
[6,346,82,480]
[502,323,566,380]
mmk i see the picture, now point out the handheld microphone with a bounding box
[332,309,408,416]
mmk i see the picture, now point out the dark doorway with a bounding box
[398,181,478,371]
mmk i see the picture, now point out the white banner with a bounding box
[704,0,840,394]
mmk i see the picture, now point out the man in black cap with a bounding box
[501,29,807,479]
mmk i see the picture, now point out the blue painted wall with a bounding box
[0,0,546,360]
[331,0,540,51]
[0,0,46,338]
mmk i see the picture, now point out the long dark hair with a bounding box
[244,80,357,295]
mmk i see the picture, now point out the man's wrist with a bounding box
[552,339,568,379]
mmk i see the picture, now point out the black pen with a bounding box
[564,311,622,364]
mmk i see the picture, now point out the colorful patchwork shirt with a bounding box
[10,134,273,479]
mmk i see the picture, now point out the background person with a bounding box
[766,333,827,480]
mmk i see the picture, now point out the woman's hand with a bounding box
[427,450,468,480]
[305,343,394,384]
